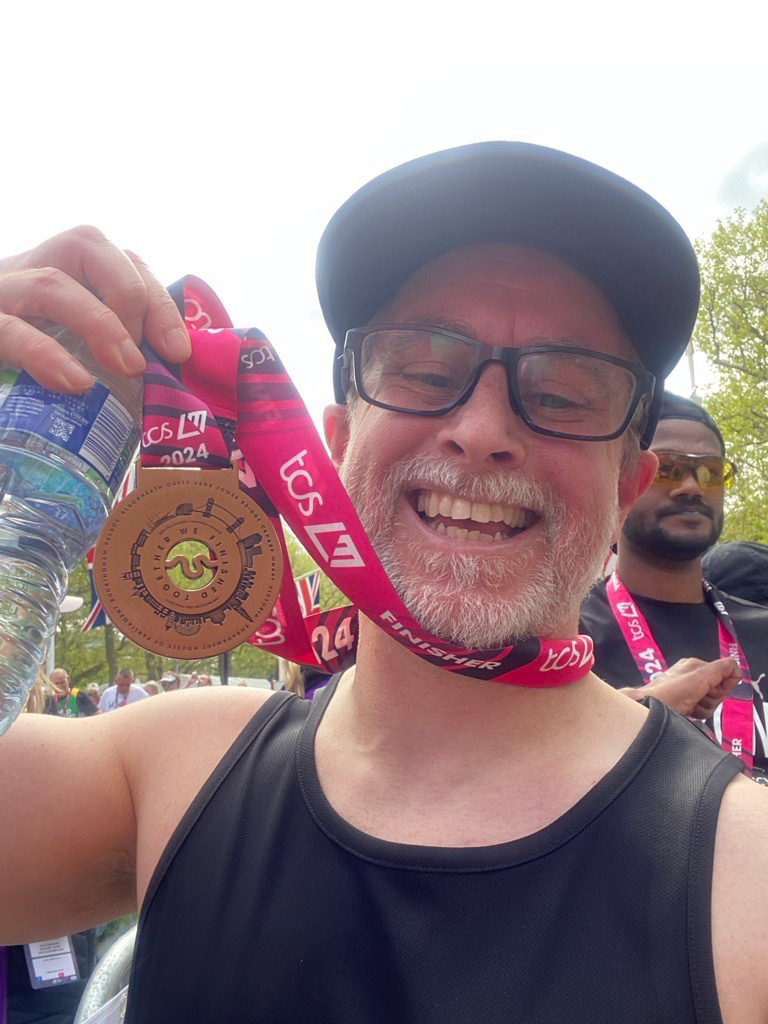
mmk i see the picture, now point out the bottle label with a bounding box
[0,370,139,493]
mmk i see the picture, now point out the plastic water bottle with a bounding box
[0,323,141,734]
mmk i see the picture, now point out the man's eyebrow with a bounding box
[399,315,475,335]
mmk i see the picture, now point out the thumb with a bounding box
[710,657,741,689]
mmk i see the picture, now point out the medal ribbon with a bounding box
[606,570,755,773]
[140,275,594,687]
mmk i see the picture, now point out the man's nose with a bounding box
[669,466,707,498]
[435,363,526,468]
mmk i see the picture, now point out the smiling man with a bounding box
[581,392,768,779]
[1,144,767,1024]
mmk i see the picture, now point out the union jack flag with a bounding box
[81,461,137,633]
[295,569,321,617]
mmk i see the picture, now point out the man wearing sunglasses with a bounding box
[1,144,768,1024]
[581,392,768,777]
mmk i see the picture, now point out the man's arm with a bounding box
[712,776,768,1023]
[0,711,137,943]
[619,656,740,718]
[0,686,274,945]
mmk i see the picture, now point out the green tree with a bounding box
[283,530,348,612]
[693,200,768,543]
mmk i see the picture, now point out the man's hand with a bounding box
[0,226,191,392]
[620,656,741,718]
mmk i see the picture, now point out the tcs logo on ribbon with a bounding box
[279,450,364,570]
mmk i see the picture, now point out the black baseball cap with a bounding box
[317,142,700,411]
[657,391,725,453]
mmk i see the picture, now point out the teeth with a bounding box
[418,489,532,532]
[438,495,454,516]
[450,497,472,519]
[446,526,468,539]
[470,501,491,524]
[430,521,509,543]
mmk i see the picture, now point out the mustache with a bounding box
[657,497,714,520]
[387,453,557,512]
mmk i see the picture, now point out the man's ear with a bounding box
[617,449,657,525]
[323,403,350,469]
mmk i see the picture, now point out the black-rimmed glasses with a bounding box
[342,325,655,442]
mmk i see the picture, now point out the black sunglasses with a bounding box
[342,325,655,442]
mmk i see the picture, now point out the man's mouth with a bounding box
[410,487,538,543]
[660,504,713,520]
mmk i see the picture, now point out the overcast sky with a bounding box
[4,1,768,428]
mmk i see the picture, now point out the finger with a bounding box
[709,658,742,686]
[127,252,190,363]
[0,314,94,392]
[0,269,146,381]
[25,226,150,347]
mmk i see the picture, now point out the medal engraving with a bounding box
[94,466,283,657]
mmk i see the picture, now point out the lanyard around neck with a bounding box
[606,570,754,773]
[137,275,596,690]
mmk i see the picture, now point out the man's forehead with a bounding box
[374,241,633,358]
[651,418,723,453]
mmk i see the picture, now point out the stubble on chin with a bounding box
[339,441,618,649]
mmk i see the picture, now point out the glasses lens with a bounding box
[654,453,727,489]
[517,351,637,438]
[359,329,476,411]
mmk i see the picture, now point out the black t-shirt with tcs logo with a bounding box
[580,578,768,782]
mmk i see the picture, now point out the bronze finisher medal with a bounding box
[94,465,283,658]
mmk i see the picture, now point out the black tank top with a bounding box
[126,680,741,1024]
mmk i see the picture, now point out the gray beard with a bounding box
[340,446,618,649]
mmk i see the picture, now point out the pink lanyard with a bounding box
[606,570,754,773]
[139,275,595,689]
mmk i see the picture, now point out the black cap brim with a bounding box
[316,142,700,405]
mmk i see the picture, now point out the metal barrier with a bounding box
[73,925,136,1024]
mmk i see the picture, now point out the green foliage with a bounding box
[54,524,349,682]
[693,200,768,543]
[283,530,349,612]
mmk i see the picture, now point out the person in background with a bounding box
[43,668,76,717]
[580,392,768,781]
[24,672,54,715]
[75,686,99,717]
[282,661,332,700]
[143,681,161,696]
[703,541,768,607]
[98,668,149,712]
[159,672,180,692]
[196,675,213,687]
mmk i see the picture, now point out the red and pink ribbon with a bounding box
[140,276,595,688]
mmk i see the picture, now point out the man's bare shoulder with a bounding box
[111,686,282,902]
[712,775,768,1024]
[117,685,278,774]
